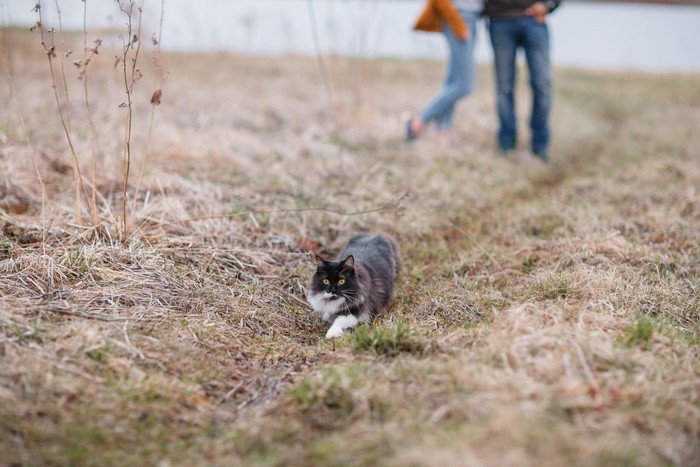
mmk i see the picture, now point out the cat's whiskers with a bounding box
[340,292,364,309]
[306,234,400,339]
[342,291,361,303]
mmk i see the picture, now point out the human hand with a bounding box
[525,2,548,23]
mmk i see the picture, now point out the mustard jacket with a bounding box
[413,0,468,38]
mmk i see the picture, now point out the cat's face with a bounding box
[309,255,357,301]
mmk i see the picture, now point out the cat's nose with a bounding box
[330,285,338,294]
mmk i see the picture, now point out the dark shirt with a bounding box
[484,0,561,18]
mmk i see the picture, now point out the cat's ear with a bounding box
[315,255,326,269]
[342,255,355,269]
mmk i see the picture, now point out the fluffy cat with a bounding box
[306,234,400,339]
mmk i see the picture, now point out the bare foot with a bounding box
[410,115,425,136]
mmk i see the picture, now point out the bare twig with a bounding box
[306,0,341,146]
[449,221,505,271]
[46,306,126,322]
[34,1,95,226]
[116,0,144,238]
[53,0,71,132]
[571,338,603,408]
[1,38,47,251]
[135,0,167,202]
[138,195,407,233]
[0,0,11,83]
[80,0,101,227]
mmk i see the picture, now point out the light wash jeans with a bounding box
[489,16,552,158]
[420,11,479,132]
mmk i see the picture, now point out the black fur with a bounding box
[307,234,400,321]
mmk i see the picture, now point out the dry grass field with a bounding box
[1,27,699,466]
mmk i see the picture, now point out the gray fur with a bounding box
[307,234,400,337]
[337,234,400,318]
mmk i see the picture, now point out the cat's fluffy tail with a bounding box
[383,234,401,281]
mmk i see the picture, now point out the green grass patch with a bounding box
[289,367,359,410]
[86,345,112,363]
[351,321,425,356]
[520,256,537,274]
[623,315,655,348]
[532,275,572,301]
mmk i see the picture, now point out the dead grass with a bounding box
[1,28,699,466]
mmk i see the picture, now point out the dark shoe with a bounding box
[406,116,418,142]
[532,148,548,162]
[499,142,515,156]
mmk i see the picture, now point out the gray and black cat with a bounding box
[307,234,400,339]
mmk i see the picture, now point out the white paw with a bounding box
[325,326,344,339]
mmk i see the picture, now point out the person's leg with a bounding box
[523,17,552,160]
[434,12,478,134]
[489,18,519,152]
[410,46,461,137]
[419,16,475,133]
[412,40,458,136]
[432,49,459,134]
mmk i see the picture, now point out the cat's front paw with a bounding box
[325,326,344,339]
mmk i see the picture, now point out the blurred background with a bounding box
[2,0,700,73]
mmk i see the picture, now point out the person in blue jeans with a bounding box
[409,0,483,145]
[485,0,561,161]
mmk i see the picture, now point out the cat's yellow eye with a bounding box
[322,279,330,285]
[338,279,345,285]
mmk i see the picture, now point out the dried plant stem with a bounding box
[1,52,47,249]
[53,0,71,132]
[117,0,144,238]
[139,198,406,233]
[36,2,94,227]
[306,0,340,139]
[0,0,11,82]
[134,74,166,200]
[135,0,166,203]
[448,221,505,271]
[82,0,100,226]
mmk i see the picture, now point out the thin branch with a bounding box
[0,0,11,84]
[138,195,407,233]
[46,306,127,322]
[34,1,95,226]
[306,0,340,138]
[116,0,144,238]
[81,0,101,227]
[54,0,71,131]
[1,46,47,251]
[135,0,167,202]
[448,221,505,271]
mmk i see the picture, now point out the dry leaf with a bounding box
[150,89,162,105]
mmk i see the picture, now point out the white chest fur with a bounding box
[307,292,346,322]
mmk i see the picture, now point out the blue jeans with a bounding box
[421,11,479,132]
[489,17,552,157]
